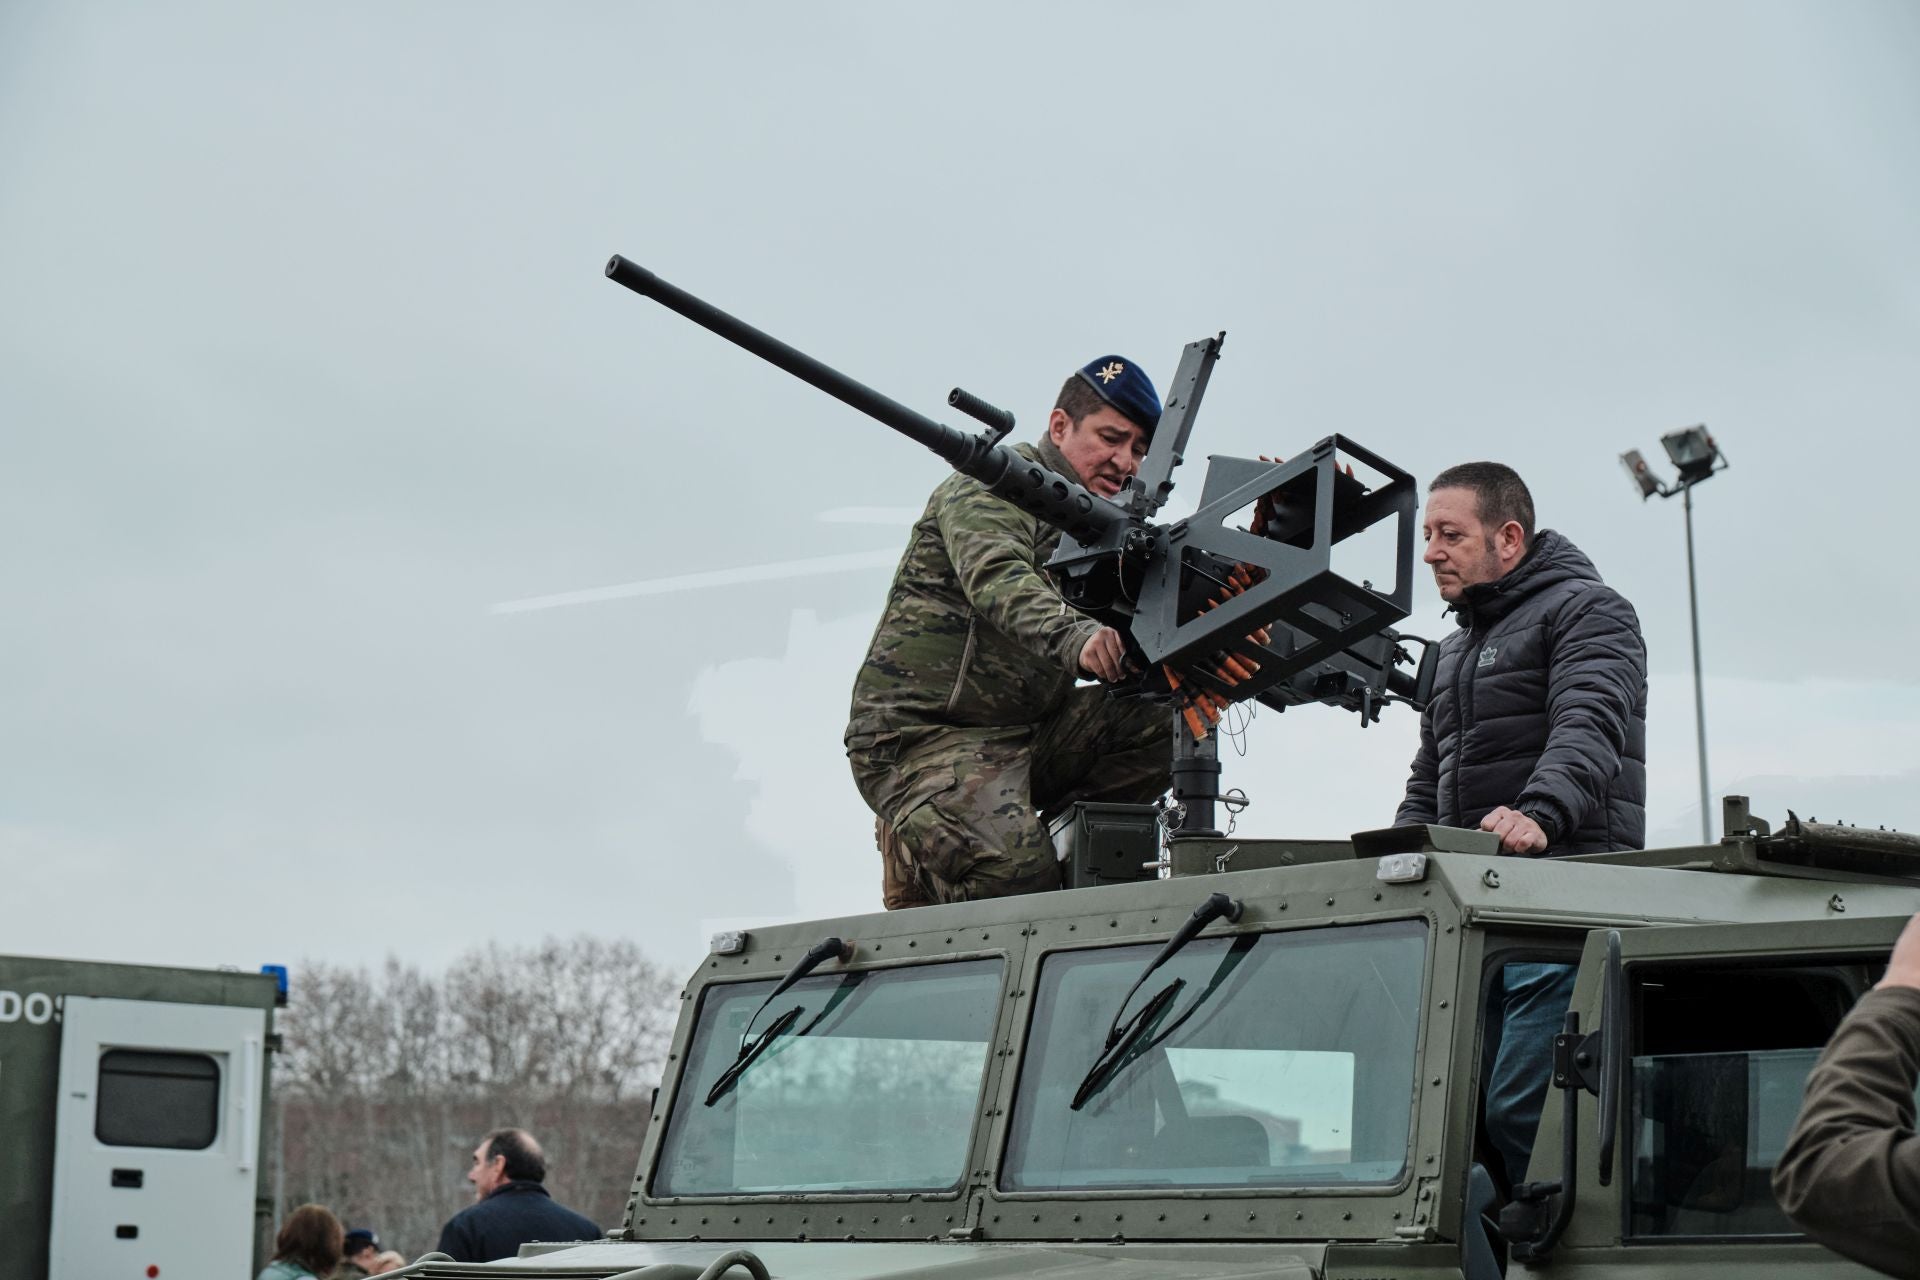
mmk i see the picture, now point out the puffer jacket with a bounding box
[1395,530,1647,854]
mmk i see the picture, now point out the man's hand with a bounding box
[1480,805,1550,855]
[1078,627,1131,683]
[1875,912,1920,991]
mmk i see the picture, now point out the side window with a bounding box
[1627,962,1871,1239]
[96,1050,221,1149]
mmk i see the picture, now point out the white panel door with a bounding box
[48,997,266,1280]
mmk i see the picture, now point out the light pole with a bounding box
[1621,426,1728,843]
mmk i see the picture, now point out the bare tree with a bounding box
[275,936,678,1256]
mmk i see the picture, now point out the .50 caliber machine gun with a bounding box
[605,256,1436,837]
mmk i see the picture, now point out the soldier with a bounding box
[845,357,1172,908]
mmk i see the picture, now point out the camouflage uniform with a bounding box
[846,437,1170,907]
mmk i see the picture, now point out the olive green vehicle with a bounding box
[392,800,1918,1279]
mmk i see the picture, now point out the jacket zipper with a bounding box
[1452,610,1478,826]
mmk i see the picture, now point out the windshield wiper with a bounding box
[1072,977,1184,1109]
[703,935,853,1107]
[704,1005,802,1106]
[1068,892,1242,1111]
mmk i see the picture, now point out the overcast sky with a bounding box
[4,2,1918,985]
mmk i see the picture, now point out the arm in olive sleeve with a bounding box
[935,479,1099,675]
[1772,986,1920,1280]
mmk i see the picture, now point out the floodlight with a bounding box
[1619,423,1731,842]
[1660,424,1719,485]
[1619,448,1662,500]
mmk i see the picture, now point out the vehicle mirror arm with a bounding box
[1501,1009,1582,1264]
[1596,930,1625,1186]
[1501,931,1626,1261]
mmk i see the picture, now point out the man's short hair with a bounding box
[1053,373,1109,426]
[1430,461,1535,545]
[482,1127,547,1183]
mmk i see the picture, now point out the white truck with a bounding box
[0,954,280,1280]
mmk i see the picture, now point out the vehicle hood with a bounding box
[443,1237,1323,1278]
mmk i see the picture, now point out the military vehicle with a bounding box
[381,266,1917,1277]
[0,954,282,1280]
[384,804,1918,1279]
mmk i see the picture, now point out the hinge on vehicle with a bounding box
[1552,1029,1604,1095]
[947,1226,982,1241]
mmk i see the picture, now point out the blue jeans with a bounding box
[1486,961,1579,1187]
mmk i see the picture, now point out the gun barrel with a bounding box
[605,255,1134,546]
[605,255,977,465]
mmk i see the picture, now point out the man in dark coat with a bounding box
[1773,911,1920,1279]
[1395,461,1648,1188]
[435,1128,599,1263]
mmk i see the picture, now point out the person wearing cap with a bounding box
[845,356,1171,907]
[330,1227,380,1278]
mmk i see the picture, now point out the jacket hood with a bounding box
[1451,529,1602,628]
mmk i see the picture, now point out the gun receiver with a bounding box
[603,256,1432,746]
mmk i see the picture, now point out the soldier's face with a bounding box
[1422,486,1520,601]
[1049,406,1148,499]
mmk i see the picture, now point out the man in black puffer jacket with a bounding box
[1396,461,1647,1189]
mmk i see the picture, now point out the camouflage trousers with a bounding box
[847,688,1171,909]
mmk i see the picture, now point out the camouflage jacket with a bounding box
[845,438,1100,743]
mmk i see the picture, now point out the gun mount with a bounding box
[605,256,1435,832]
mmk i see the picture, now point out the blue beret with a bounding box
[1075,356,1162,436]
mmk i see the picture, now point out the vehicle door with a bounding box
[1531,914,1913,1274]
[48,996,267,1279]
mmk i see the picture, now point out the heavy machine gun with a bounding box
[604,256,1436,835]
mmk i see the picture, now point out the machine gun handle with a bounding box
[948,387,1015,444]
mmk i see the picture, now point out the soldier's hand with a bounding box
[1078,627,1131,683]
[1481,806,1549,856]
[1876,912,1920,991]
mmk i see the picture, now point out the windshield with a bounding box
[654,958,1002,1196]
[1002,918,1427,1191]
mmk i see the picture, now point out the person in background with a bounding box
[436,1127,600,1262]
[258,1203,344,1280]
[330,1226,379,1278]
[1773,911,1920,1280]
